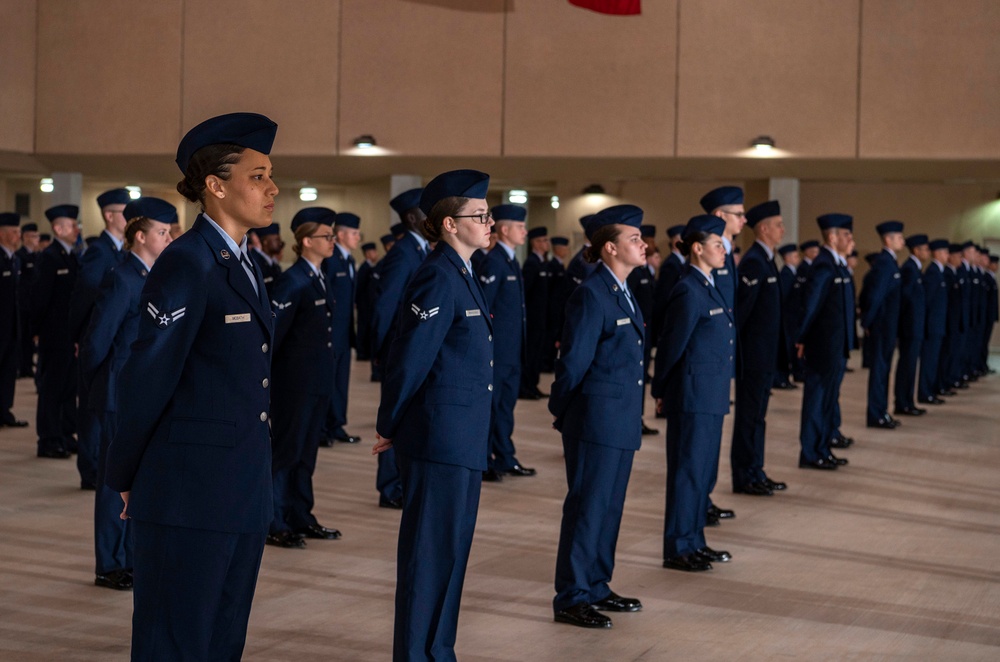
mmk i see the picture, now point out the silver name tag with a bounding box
[1,271,10,277]
[717,269,729,275]
[617,318,630,326]
[225,313,251,324]
[767,276,777,283]
[507,275,517,281]
[893,273,901,279]
[315,299,326,306]
[336,272,347,277]
[57,268,69,275]
[466,309,481,317]
[710,308,723,316]
[834,278,843,284]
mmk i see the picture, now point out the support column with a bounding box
[769,177,800,247]
[389,174,422,225]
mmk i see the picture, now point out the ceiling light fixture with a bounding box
[299,187,318,202]
[550,195,560,209]
[40,177,54,193]
[126,185,142,200]
[582,184,605,195]
[508,189,528,204]
[751,135,775,153]
[353,134,377,149]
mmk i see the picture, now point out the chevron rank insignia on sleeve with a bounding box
[480,274,496,284]
[272,300,292,310]
[147,303,186,328]
[411,303,440,321]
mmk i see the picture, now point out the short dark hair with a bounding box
[679,231,711,258]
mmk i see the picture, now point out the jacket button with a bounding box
[488,384,493,391]
[637,339,642,345]
[261,343,269,353]
[488,335,493,342]
[327,342,332,347]
[490,360,494,367]
[262,378,269,388]
[260,412,268,422]
[637,380,642,385]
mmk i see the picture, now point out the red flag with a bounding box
[568,0,641,15]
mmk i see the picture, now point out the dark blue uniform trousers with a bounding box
[799,361,843,463]
[271,391,326,534]
[326,348,352,437]
[865,333,895,423]
[918,334,944,400]
[394,454,481,662]
[131,520,265,661]
[95,412,130,574]
[77,373,101,485]
[488,362,520,472]
[553,438,633,612]
[942,330,966,386]
[664,412,722,558]
[731,369,773,487]
[377,447,404,502]
[36,347,76,453]
[893,335,921,409]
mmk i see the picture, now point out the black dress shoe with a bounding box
[502,464,536,477]
[379,496,403,509]
[918,396,945,405]
[763,477,787,491]
[799,457,838,470]
[592,591,642,612]
[956,381,969,390]
[772,381,797,390]
[663,554,712,572]
[844,366,855,373]
[482,468,504,482]
[518,390,540,400]
[334,433,361,444]
[733,482,772,496]
[554,602,613,628]
[37,448,71,459]
[705,511,720,526]
[867,417,897,429]
[894,406,925,416]
[95,569,133,591]
[319,437,335,448]
[81,480,97,491]
[296,524,341,540]
[533,389,549,398]
[0,416,28,428]
[826,453,848,466]
[694,546,731,563]
[641,422,659,436]
[830,432,854,448]
[707,504,735,519]
[266,531,306,548]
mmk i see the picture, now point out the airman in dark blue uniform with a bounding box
[544,236,571,371]
[940,244,967,392]
[372,169,494,662]
[521,225,551,400]
[71,188,130,489]
[731,201,787,496]
[32,204,81,459]
[862,221,904,429]
[323,211,363,445]
[549,204,647,629]
[80,197,177,591]
[627,224,658,435]
[250,222,283,296]
[478,204,535,479]
[918,239,951,404]
[355,240,379,362]
[371,187,426,509]
[796,214,854,470]
[774,243,801,389]
[268,212,344,549]
[566,215,598,289]
[0,213,25,429]
[653,214,735,572]
[15,222,40,378]
[894,234,929,415]
[105,112,278,660]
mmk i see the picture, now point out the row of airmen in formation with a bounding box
[0,121,998,660]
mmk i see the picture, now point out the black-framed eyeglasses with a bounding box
[452,212,492,225]
[720,209,746,218]
[308,233,335,242]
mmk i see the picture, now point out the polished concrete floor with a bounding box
[1,352,999,661]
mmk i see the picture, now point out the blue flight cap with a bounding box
[699,186,744,213]
[175,112,278,173]
[0,213,20,227]
[928,239,949,251]
[492,204,527,222]
[586,204,644,240]
[990,255,998,264]
[551,236,569,247]
[361,241,376,251]
[905,234,928,249]
[864,252,879,265]
[876,220,904,235]
[960,240,975,250]
[291,207,336,231]
[746,200,781,228]
[579,214,596,231]
[389,222,405,237]
[684,214,726,238]
[419,169,490,216]
[97,188,131,208]
[334,212,361,229]
[666,224,686,238]
[640,224,656,238]
[22,222,38,232]
[799,240,820,251]
[816,213,853,232]
[256,222,280,237]
[45,205,79,222]
[124,197,178,224]
[380,234,394,248]
[948,243,962,253]
[527,227,548,240]
[390,188,423,217]
[777,243,797,256]
[39,233,51,241]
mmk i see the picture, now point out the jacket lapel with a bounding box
[442,244,493,332]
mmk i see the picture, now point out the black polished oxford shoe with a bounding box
[694,546,731,563]
[705,511,720,526]
[663,554,712,572]
[893,406,926,416]
[0,416,28,428]
[830,432,854,448]
[772,381,797,390]
[554,602,613,629]
[335,433,361,444]
[296,524,341,540]
[592,591,642,612]
[95,569,133,591]
[799,457,838,470]
[502,464,537,477]
[733,482,772,496]
[826,453,848,466]
[37,448,71,459]
[266,531,306,549]
[707,504,735,519]
[482,468,504,482]
[379,496,403,509]
[918,396,945,405]
[641,423,660,436]
[763,477,787,491]
[867,417,897,429]
[938,388,957,396]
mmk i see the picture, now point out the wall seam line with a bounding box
[855,0,864,159]
[673,0,682,158]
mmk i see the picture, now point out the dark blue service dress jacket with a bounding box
[549,265,644,449]
[371,231,426,359]
[105,215,274,534]
[30,240,78,349]
[860,249,901,337]
[898,256,926,341]
[736,242,781,372]
[323,245,356,352]
[478,243,525,367]
[376,242,494,471]
[922,261,948,338]
[270,258,336,395]
[70,230,125,341]
[797,249,852,373]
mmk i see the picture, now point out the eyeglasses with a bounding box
[452,211,492,225]
[720,209,746,218]
[308,234,335,242]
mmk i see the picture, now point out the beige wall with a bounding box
[0,0,37,154]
